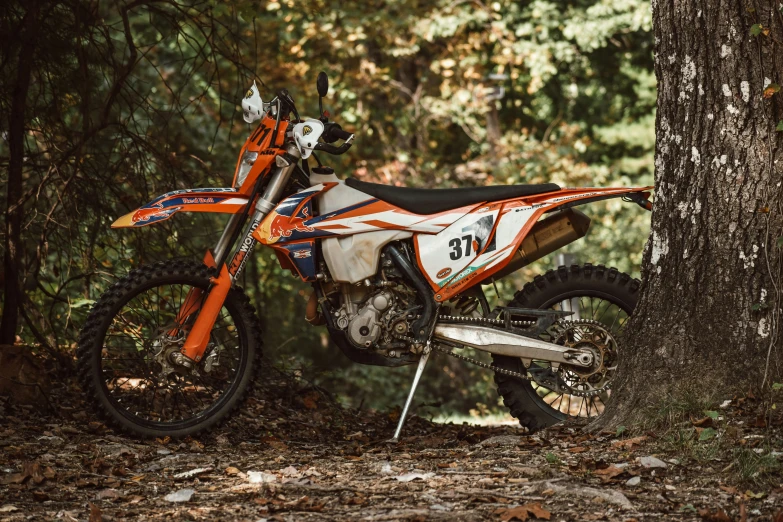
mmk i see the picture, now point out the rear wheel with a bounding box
[77,261,262,438]
[493,264,640,431]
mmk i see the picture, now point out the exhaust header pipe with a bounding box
[433,323,593,367]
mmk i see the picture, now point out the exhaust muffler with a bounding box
[490,208,591,282]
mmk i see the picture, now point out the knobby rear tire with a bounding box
[493,263,640,432]
[77,260,262,438]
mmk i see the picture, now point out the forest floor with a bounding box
[1,369,782,522]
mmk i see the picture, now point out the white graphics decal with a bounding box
[415,208,500,287]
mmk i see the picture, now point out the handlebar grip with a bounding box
[314,138,353,155]
[332,127,353,141]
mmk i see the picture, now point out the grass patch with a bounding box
[659,426,721,464]
[731,447,781,487]
[641,390,719,431]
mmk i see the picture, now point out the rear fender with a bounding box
[111,188,250,228]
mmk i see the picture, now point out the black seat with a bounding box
[345,178,560,215]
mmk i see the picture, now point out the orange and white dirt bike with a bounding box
[78,73,653,439]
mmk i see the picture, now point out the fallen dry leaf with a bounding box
[89,503,102,522]
[594,465,625,482]
[495,502,551,521]
[698,508,732,522]
[692,417,714,428]
[612,436,648,450]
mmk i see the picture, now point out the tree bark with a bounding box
[593,0,783,430]
[1,4,39,344]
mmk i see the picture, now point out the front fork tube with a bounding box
[178,148,300,362]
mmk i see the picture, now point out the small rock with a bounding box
[720,399,732,409]
[0,506,18,513]
[156,449,172,455]
[639,456,667,469]
[164,488,194,502]
[430,504,449,511]
[626,476,641,486]
[665,484,676,491]
[247,471,277,484]
[173,467,212,479]
[280,465,298,477]
[394,472,434,482]
[95,488,121,500]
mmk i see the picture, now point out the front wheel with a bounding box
[494,264,640,432]
[77,261,262,438]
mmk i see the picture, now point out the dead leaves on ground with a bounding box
[0,461,55,485]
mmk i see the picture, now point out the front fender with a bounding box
[111,188,249,228]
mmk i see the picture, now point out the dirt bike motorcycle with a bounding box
[78,72,653,440]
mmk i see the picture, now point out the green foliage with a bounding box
[0,0,654,415]
[545,452,562,465]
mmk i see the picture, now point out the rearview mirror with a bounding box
[317,71,329,97]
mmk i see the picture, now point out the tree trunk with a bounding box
[0,5,38,344]
[593,0,783,430]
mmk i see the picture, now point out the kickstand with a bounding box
[388,346,431,443]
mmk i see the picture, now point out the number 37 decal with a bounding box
[449,234,474,260]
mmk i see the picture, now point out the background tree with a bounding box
[595,0,783,430]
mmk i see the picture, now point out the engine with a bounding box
[324,247,420,355]
[331,285,414,351]
[345,290,392,348]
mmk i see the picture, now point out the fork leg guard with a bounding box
[167,288,204,337]
[167,249,219,337]
[389,348,431,443]
[180,264,232,361]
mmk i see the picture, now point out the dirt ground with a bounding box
[1,370,782,521]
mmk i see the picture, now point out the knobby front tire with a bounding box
[77,261,262,438]
[493,263,640,432]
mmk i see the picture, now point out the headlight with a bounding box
[235,151,258,188]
